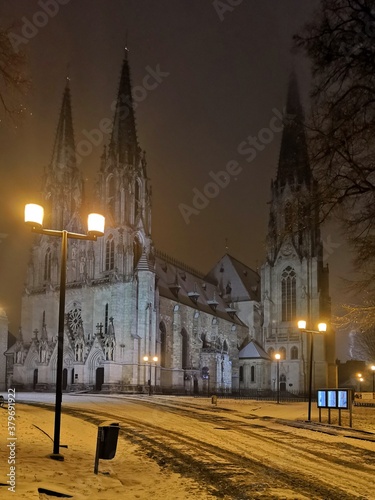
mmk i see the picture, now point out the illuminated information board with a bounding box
[317,389,351,409]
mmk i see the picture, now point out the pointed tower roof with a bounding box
[109,48,139,165]
[276,72,311,187]
[50,78,76,171]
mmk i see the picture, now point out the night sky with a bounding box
[0,1,352,357]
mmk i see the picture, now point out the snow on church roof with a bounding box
[205,254,260,302]
[239,340,271,360]
[155,252,246,326]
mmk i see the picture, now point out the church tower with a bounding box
[17,52,157,392]
[96,48,152,278]
[261,73,335,393]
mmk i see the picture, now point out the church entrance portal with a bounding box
[33,369,38,390]
[96,367,104,391]
[62,368,68,390]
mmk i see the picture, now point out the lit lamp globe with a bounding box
[25,203,44,228]
[87,213,105,237]
[297,320,307,330]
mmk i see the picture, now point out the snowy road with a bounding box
[18,394,375,499]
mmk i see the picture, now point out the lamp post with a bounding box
[143,355,158,395]
[275,353,281,404]
[371,365,375,394]
[297,320,327,421]
[356,373,364,392]
[25,204,105,460]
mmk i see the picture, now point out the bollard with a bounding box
[211,395,217,405]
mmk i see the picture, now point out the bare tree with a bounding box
[294,0,375,339]
[0,25,29,119]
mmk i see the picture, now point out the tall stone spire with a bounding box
[42,78,83,230]
[109,48,139,165]
[50,78,76,173]
[276,72,311,188]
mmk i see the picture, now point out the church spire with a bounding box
[276,72,311,188]
[42,79,83,230]
[50,78,76,172]
[109,50,139,165]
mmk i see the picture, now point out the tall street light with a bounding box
[356,373,364,392]
[25,203,105,460]
[143,355,158,396]
[371,365,375,394]
[297,320,327,421]
[274,352,281,404]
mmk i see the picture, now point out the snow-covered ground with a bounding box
[1,393,374,499]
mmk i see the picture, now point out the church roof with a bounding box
[155,252,245,326]
[239,340,271,360]
[205,254,260,302]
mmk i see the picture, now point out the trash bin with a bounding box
[211,395,217,405]
[98,422,119,460]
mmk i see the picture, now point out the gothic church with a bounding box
[5,52,336,395]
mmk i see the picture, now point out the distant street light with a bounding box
[371,365,375,393]
[143,355,158,396]
[298,320,327,421]
[356,373,364,392]
[25,203,105,460]
[274,353,281,404]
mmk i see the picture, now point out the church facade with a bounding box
[5,53,336,395]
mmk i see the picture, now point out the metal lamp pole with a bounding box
[298,320,327,422]
[25,204,105,460]
[275,353,280,404]
[371,365,375,394]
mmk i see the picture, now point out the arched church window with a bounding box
[281,266,296,321]
[291,346,298,359]
[285,202,293,231]
[133,236,142,268]
[44,248,52,281]
[239,365,244,382]
[181,328,189,369]
[134,179,141,221]
[104,303,109,335]
[250,365,255,382]
[268,347,275,358]
[105,235,115,271]
[160,322,166,367]
[107,175,115,218]
[279,346,286,360]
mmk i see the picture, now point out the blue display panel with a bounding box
[317,389,350,409]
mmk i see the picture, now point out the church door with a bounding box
[280,374,286,392]
[96,367,104,391]
[33,369,38,390]
[62,369,68,390]
[193,376,199,395]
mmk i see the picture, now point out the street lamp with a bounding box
[297,320,327,421]
[25,203,105,460]
[143,355,158,396]
[274,353,281,404]
[356,373,364,392]
[371,365,375,394]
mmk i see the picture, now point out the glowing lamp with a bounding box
[87,213,105,237]
[25,203,44,228]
